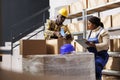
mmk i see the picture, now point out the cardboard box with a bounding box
[109,40,114,52]
[46,38,72,54]
[102,75,120,80]
[101,15,112,29]
[70,0,87,14]
[105,57,120,71]
[109,39,120,52]
[68,23,76,33]
[23,53,95,80]
[71,40,84,52]
[113,39,120,52]
[20,40,47,55]
[46,39,64,54]
[88,0,108,8]
[112,13,120,28]
[75,21,84,32]
[68,21,83,33]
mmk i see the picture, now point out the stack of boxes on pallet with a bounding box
[23,53,95,80]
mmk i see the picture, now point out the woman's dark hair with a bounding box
[88,16,104,28]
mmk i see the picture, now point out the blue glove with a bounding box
[60,28,66,37]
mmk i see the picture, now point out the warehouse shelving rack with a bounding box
[67,0,120,77]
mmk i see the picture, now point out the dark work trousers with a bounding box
[87,47,109,80]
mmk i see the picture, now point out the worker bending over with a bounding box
[44,8,72,40]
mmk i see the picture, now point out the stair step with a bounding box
[0,55,2,62]
[0,46,11,54]
[102,70,120,77]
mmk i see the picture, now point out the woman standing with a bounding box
[86,16,110,80]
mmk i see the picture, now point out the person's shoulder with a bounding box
[100,28,109,36]
[46,19,55,24]
[101,28,108,33]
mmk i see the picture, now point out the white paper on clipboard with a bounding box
[75,39,89,48]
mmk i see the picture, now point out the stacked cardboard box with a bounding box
[102,75,120,80]
[20,40,47,55]
[20,39,73,55]
[101,15,112,29]
[23,53,95,80]
[75,21,84,32]
[88,0,108,8]
[105,57,120,71]
[68,23,76,33]
[109,39,120,52]
[68,21,84,33]
[70,0,87,14]
[46,38,64,54]
[112,13,120,28]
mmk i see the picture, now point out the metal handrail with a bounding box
[12,25,45,49]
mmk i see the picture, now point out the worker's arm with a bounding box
[95,30,110,52]
[44,20,61,39]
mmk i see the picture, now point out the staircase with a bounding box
[0,7,49,72]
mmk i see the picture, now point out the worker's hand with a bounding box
[65,34,73,40]
[54,31,62,37]
[86,41,96,47]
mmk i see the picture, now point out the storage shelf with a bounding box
[102,70,120,77]
[72,27,120,39]
[109,28,120,39]
[0,46,11,54]
[68,1,120,19]
[108,52,120,57]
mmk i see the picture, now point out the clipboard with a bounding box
[75,39,89,48]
